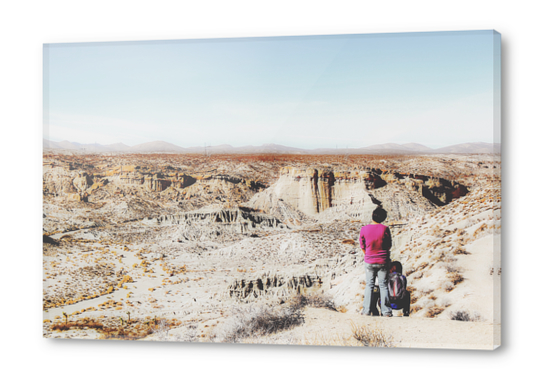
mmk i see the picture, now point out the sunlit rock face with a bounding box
[248,166,469,224]
[248,167,387,224]
[269,167,378,217]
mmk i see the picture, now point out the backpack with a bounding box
[388,272,407,302]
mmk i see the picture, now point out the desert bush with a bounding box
[349,321,394,348]
[47,315,184,340]
[215,303,305,343]
[450,310,483,322]
[290,293,337,311]
[447,272,464,285]
[426,306,445,318]
[452,248,470,255]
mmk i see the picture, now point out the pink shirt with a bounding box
[359,223,392,264]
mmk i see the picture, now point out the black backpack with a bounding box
[388,272,407,301]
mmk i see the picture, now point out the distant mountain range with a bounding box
[43,139,501,155]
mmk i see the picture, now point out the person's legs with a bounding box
[370,287,380,316]
[377,265,393,316]
[362,264,378,315]
[402,291,411,316]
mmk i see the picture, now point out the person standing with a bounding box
[359,206,393,317]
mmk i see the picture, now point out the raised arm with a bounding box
[359,229,366,254]
[383,226,392,251]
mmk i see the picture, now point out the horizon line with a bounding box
[43,138,500,151]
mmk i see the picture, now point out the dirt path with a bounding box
[255,307,499,350]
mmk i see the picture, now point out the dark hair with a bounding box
[372,207,387,223]
[389,261,403,274]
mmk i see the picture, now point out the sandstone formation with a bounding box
[148,206,286,241]
[249,166,468,224]
[72,172,93,192]
[227,271,324,301]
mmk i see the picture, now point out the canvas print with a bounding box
[43,30,501,349]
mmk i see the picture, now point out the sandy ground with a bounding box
[250,307,499,350]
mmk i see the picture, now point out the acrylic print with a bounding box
[43,30,501,349]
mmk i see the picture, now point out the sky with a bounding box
[43,30,501,149]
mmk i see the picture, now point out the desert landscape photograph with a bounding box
[42,30,501,349]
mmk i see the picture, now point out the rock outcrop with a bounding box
[251,167,378,217]
[249,166,469,223]
[73,172,93,192]
[147,206,286,242]
[43,167,78,196]
[227,271,324,301]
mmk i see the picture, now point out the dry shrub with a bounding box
[215,293,342,343]
[215,303,305,343]
[448,272,464,285]
[290,293,337,311]
[450,310,483,322]
[48,316,182,340]
[426,306,445,318]
[453,248,470,255]
[349,321,394,348]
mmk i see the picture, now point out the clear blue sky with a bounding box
[44,30,500,149]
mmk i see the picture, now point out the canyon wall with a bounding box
[249,166,469,223]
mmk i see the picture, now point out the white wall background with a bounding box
[0,1,535,378]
